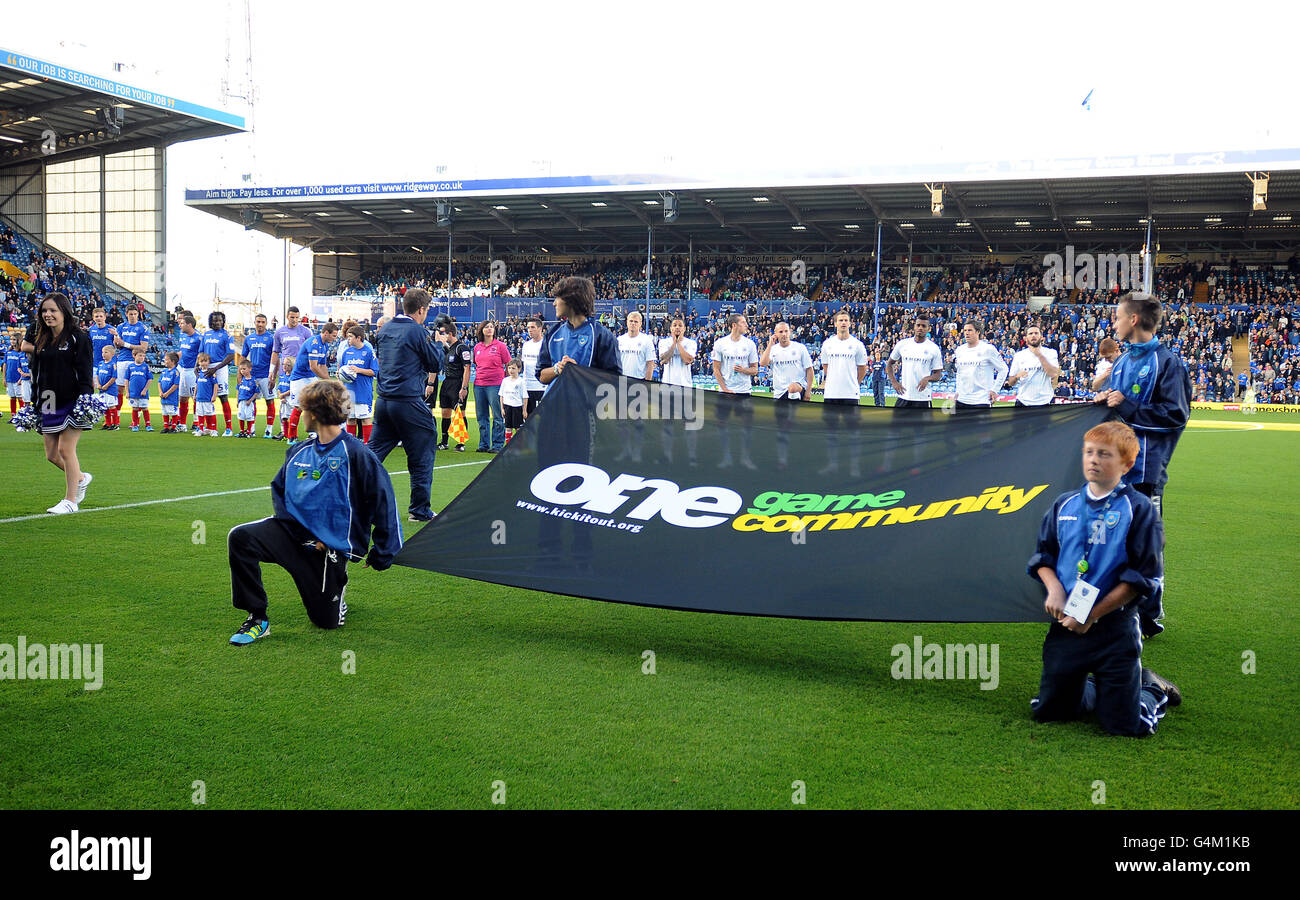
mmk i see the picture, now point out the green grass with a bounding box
[0,406,1296,809]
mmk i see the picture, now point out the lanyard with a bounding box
[1076,492,1114,576]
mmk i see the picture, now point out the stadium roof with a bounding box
[0,48,245,170]
[187,151,1300,257]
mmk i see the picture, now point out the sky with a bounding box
[9,0,1300,324]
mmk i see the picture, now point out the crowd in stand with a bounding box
[336,256,900,303]
[1,223,153,335]
[337,257,707,301]
[1248,308,1299,405]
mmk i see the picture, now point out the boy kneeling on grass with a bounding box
[226,379,402,645]
[1028,421,1182,736]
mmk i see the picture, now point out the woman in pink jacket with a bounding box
[471,320,511,452]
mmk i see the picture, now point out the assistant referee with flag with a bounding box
[368,288,446,522]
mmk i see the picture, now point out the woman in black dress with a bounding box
[22,292,95,514]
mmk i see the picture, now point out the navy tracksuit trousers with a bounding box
[368,396,438,519]
[1031,606,1167,736]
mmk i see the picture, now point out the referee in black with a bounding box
[429,316,471,451]
[368,288,445,522]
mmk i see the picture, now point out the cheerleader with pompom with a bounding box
[20,292,100,514]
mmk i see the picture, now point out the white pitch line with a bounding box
[1184,422,1265,434]
[0,459,490,525]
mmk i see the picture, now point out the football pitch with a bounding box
[0,406,1296,809]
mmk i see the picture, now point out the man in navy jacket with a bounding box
[368,288,446,522]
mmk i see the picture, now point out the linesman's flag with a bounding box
[449,407,468,445]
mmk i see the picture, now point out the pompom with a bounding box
[70,393,111,429]
[10,404,38,430]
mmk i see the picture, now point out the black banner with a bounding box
[396,367,1111,621]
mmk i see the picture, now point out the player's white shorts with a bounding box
[179,366,197,397]
[115,358,132,383]
[280,404,291,421]
[162,403,179,416]
[5,381,20,398]
[255,376,274,400]
[237,400,257,421]
[195,400,215,416]
[349,402,373,419]
[210,365,230,395]
[290,376,317,408]
[20,381,31,401]
[96,391,116,408]
[129,398,150,409]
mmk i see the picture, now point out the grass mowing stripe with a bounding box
[0,459,490,525]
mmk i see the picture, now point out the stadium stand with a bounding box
[1,216,154,332]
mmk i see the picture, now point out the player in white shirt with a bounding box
[820,311,869,401]
[762,321,814,400]
[888,314,945,409]
[1006,324,1061,407]
[617,311,657,380]
[711,314,759,395]
[657,315,699,465]
[520,316,546,414]
[952,319,1009,410]
[614,311,657,462]
[657,316,697,388]
[819,310,870,474]
[760,320,814,469]
[709,314,759,469]
[1090,337,1120,392]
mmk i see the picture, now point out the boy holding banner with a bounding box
[1027,421,1181,737]
[1094,291,1191,638]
